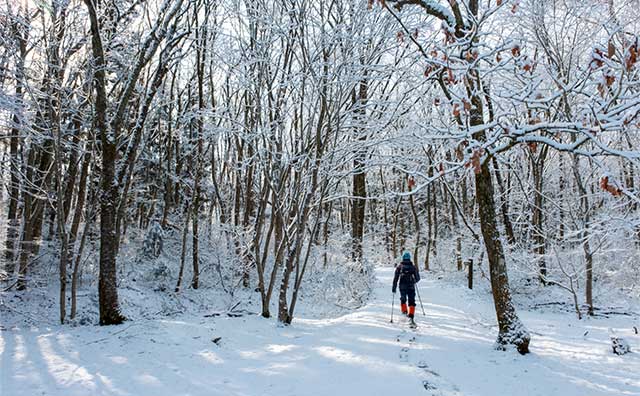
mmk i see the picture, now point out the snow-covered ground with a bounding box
[1,266,639,396]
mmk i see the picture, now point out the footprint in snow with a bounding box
[417,360,461,396]
[395,329,461,395]
[399,346,410,362]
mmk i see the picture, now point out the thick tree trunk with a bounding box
[97,134,124,323]
[475,159,530,354]
[85,0,125,325]
[97,132,125,324]
[470,76,529,352]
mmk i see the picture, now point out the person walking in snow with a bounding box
[392,252,420,321]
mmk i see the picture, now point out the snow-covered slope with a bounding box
[1,266,639,396]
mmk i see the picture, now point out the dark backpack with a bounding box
[399,263,415,284]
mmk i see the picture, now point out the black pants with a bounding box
[399,288,416,307]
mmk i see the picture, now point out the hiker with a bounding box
[392,252,420,320]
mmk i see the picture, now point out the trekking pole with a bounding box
[390,293,395,323]
[414,276,426,316]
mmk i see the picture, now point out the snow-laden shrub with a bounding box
[297,232,377,316]
[142,221,164,259]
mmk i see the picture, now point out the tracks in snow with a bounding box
[394,318,462,396]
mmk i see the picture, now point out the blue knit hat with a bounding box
[402,252,411,261]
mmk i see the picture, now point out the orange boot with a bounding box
[408,305,415,319]
[400,303,408,315]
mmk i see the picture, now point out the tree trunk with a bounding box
[351,75,368,264]
[571,154,594,316]
[175,202,191,293]
[191,9,207,290]
[530,146,549,284]
[471,82,529,352]
[491,157,516,245]
[408,180,422,266]
[352,168,366,262]
[424,166,434,271]
[391,195,403,259]
[69,147,91,249]
[85,0,125,325]
[4,16,27,278]
[61,119,82,225]
[242,142,256,287]
[191,190,201,290]
[55,164,69,325]
[71,188,97,320]
[475,159,530,354]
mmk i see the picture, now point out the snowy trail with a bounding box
[2,266,639,396]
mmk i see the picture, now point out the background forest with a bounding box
[1,0,640,358]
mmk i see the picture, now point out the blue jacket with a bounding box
[392,259,420,293]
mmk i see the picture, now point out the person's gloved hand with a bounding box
[392,288,396,294]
